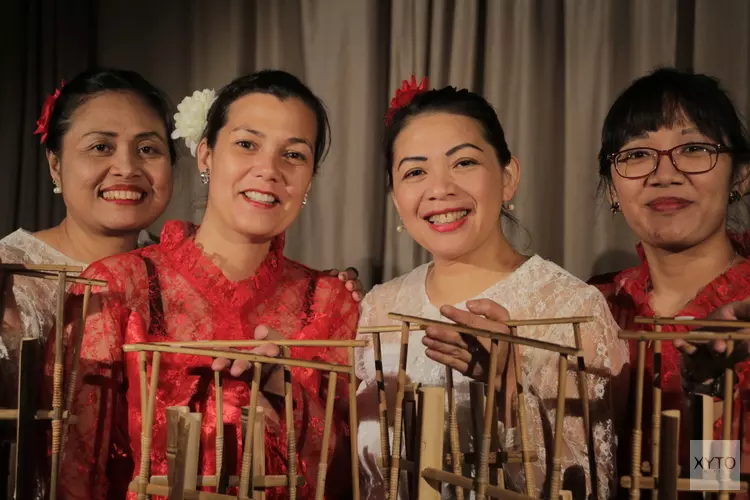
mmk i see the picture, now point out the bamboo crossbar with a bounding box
[619,330,750,341]
[147,339,368,348]
[145,474,305,488]
[634,316,750,329]
[619,476,749,493]
[121,344,354,374]
[361,315,594,335]
[420,468,536,500]
[387,313,581,356]
[5,269,107,287]
[0,409,75,421]
[0,263,83,273]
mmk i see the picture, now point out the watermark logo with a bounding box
[689,440,741,491]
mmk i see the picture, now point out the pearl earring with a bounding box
[53,181,61,194]
[302,193,308,205]
[396,220,404,233]
[200,169,210,185]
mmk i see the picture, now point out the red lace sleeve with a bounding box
[267,274,359,499]
[47,260,133,499]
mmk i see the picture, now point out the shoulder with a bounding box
[360,264,428,322]
[282,258,357,309]
[518,256,612,311]
[80,248,155,294]
[0,229,78,265]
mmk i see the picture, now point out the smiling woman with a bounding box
[49,70,358,500]
[355,81,628,499]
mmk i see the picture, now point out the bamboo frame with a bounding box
[360,313,595,500]
[0,264,96,500]
[124,339,362,500]
[619,317,750,500]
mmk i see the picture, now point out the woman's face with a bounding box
[198,93,316,242]
[610,121,738,252]
[52,92,173,236]
[391,112,519,261]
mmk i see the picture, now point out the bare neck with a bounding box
[643,230,739,316]
[34,216,140,265]
[426,228,527,307]
[193,213,271,282]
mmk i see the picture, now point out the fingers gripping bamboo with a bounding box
[240,363,262,499]
[315,372,338,500]
[510,326,535,498]
[388,322,410,500]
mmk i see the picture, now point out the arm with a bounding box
[50,263,128,499]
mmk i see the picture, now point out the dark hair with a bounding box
[598,67,750,187]
[44,68,177,164]
[383,86,512,187]
[203,69,331,173]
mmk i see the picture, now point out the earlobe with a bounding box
[47,151,61,183]
[502,156,521,201]
[196,139,211,174]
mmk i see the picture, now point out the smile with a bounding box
[99,185,147,205]
[423,209,471,233]
[241,190,279,207]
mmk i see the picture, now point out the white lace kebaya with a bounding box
[355,256,628,499]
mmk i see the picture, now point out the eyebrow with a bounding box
[232,127,313,151]
[397,156,428,169]
[82,130,167,142]
[680,127,700,135]
[446,142,483,156]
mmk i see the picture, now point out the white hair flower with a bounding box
[171,89,217,157]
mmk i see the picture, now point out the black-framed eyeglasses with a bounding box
[608,142,732,179]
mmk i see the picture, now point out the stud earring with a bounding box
[200,169,210,185]
[503,200,515,211]
[729,190,742,204]
[610,201,621,214]
[302,193,308,205]
[52,180,61,194]
[396,219,404,233]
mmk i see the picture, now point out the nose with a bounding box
[647,152,685,187]
[427,169,457,200]
[110,148,143,178]
[252,152,281,183]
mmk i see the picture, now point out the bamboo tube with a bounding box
[253,408,267,500]
[388,312,593,328]
[315,372,338,500]
[167,406,190,486]
[149,339,367,348]
[357,324,422,334]
[549,355,568,500]
[61,284,92,461]
[282,347,297,500]
[348,346,361,500]
[139,352,148,417]
[571,323,598,500]
[619,331,750,341]
[372,333,391,489]
[620,476,749,492]
[138,351,161,500]
[388,321,411,500]
[510,326,534,498]
[446,368,464,500]
[421,468,536,500]
[403,385,418,497]
[477,340,501,500]
[214,370,224,492]
[122,343,353,374]
[239,363,262,499]
[631,340,647,500]
[49,271,66,500]
[169,413,191,500]
[387,313,580,356]
[650,333,663,500]
[417,386,445,500]
[183,413,202,492]
[719,340,735,500]
[657,411,680,500]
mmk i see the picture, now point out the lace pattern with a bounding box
[356,256,628,499]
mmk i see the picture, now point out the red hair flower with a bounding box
[384,75,429,127]
[34,80,65,144]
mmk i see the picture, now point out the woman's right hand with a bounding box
[211,325,285,395]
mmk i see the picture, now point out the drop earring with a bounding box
[729,190,742,204]
[396,219,404,233]
[200,169,210,185]
[610,201,621,214]
[302,193,308,205]
[52,180,61,194]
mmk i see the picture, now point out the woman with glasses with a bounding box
[587,67,750,489]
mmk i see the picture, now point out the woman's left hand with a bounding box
[422,299,512,387]
[211,325,282,381]
[325,267,364,302]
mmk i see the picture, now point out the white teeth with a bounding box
[101,190,144,201]
[243,191,277,204]
[428,210,469,224]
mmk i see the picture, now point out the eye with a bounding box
[681,143,711,154]
[138,145,162,156]
[455,158,478,168]
[236,140,257,150]
[620,149,651,161]
[90,143,113,154]
[284,151,307,162]
[403,168,425,179]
